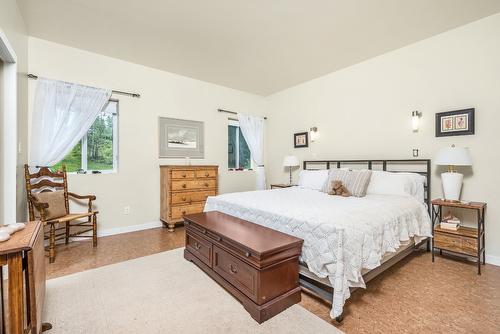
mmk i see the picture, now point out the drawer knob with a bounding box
[182,183,187,188]
[205,172,210,177]
[182,174,187,178]
[181,196,187,201]
[229,264,238,274]
[182,210,186,215]
[204,183,209,187]
[194,242,201,250]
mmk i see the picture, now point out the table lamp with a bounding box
[435,145,472,202]
[283,156,299,185]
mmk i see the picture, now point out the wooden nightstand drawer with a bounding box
[434,232,478,257]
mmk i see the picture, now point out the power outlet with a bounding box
[123,206,130,215]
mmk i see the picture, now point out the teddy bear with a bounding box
[328,180,351,197]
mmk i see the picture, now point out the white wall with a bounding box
[28,37,266,231]
[265,13,500,263]
[0,0,29,222]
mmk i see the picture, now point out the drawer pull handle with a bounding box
[229,264,238,274]
[194,242,201,250]
[182,210,186,215]
[205,172,210,177]
[245,252,251,257]
[182,183,187,188]
[182,174,187,178]
[204,183,209,187]
[181,196,187,201]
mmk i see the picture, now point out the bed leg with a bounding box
[335,314,344,323]
[426,238,431,252]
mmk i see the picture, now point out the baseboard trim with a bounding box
[97,221,164,237]
[486,254,500,267]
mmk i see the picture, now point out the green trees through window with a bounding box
[228,122,251,170]
[52,101,118,173]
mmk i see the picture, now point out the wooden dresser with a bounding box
[0,221,51,334]
[184,211,303,323]
[160,165,218,232]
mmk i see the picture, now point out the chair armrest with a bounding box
[68,192,96,201]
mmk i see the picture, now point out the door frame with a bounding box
[0,29,18,225]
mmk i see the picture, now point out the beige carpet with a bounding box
[43,248,342,333]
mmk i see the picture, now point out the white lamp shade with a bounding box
[435,146,472,166]
[283,155,299,167]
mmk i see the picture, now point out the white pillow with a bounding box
[366,171,426,202]
[298,170,329,191]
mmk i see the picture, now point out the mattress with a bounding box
[204,187,432,318]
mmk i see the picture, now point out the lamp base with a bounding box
[441,172,463,202]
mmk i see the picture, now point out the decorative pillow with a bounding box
[298,169,329,191]
[324,169,372,197]
[366,171,426,202]
[33,190,67,220]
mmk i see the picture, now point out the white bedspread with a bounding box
[204,187,432,318]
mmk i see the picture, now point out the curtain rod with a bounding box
[218,108,267,120]
[27,73,141,98]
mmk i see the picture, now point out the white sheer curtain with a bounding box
[238,113,266,190]
[30,78,112,166]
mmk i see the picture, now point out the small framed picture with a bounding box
[294,132,308,148]
[435,108,475,137]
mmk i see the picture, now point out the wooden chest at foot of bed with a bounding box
[183,211,303,323]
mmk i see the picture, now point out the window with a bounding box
[228,120,252,170]
[52,100,118,173]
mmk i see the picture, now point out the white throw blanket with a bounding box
[204,187,432,318]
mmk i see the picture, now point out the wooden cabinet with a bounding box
[431,199,486,274]
[183,211,303,323]
[160,165,218,231]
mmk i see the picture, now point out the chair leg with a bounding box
[49,224,56,263]
[65,223,70,244]
[92,213,98,247]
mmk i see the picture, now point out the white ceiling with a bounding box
[17,0,500,95]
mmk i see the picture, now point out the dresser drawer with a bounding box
[434,232,478,256]
[213,245,258,303]
[171,203,205,220]
[171,170,195,179]
[195,169,217,178]
[171,179,217,191]
[186,232,212,267]
[171,190,216,205]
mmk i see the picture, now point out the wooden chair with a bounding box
[24,164,98,263]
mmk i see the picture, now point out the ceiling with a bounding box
[17,0,500,95]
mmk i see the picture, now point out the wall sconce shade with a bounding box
[412,111,421,131]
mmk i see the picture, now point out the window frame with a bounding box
[64,99,119,174]
[228,119,253,171]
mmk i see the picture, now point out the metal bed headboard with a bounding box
[303,159,431,215]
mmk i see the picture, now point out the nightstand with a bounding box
[270,184,295,189]
[431,199,486,274]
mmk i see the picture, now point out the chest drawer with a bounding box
[213,245,258,303]
[171,190,216,205]
[171,203,205,220]
[434,232,478,256]
[195,169,217,178]
[171,179,217,191]
[186,232,212,267]
[171,170,195,179]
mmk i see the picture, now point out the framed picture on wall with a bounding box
[159,117,205,158]
[294,132,308,148]
[435,108,475,137]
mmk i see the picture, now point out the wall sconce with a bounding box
[310,127,319,142]
[412,111,422,132]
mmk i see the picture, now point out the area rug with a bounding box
[43,248,342,333]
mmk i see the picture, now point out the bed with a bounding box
[204,159,433,321]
